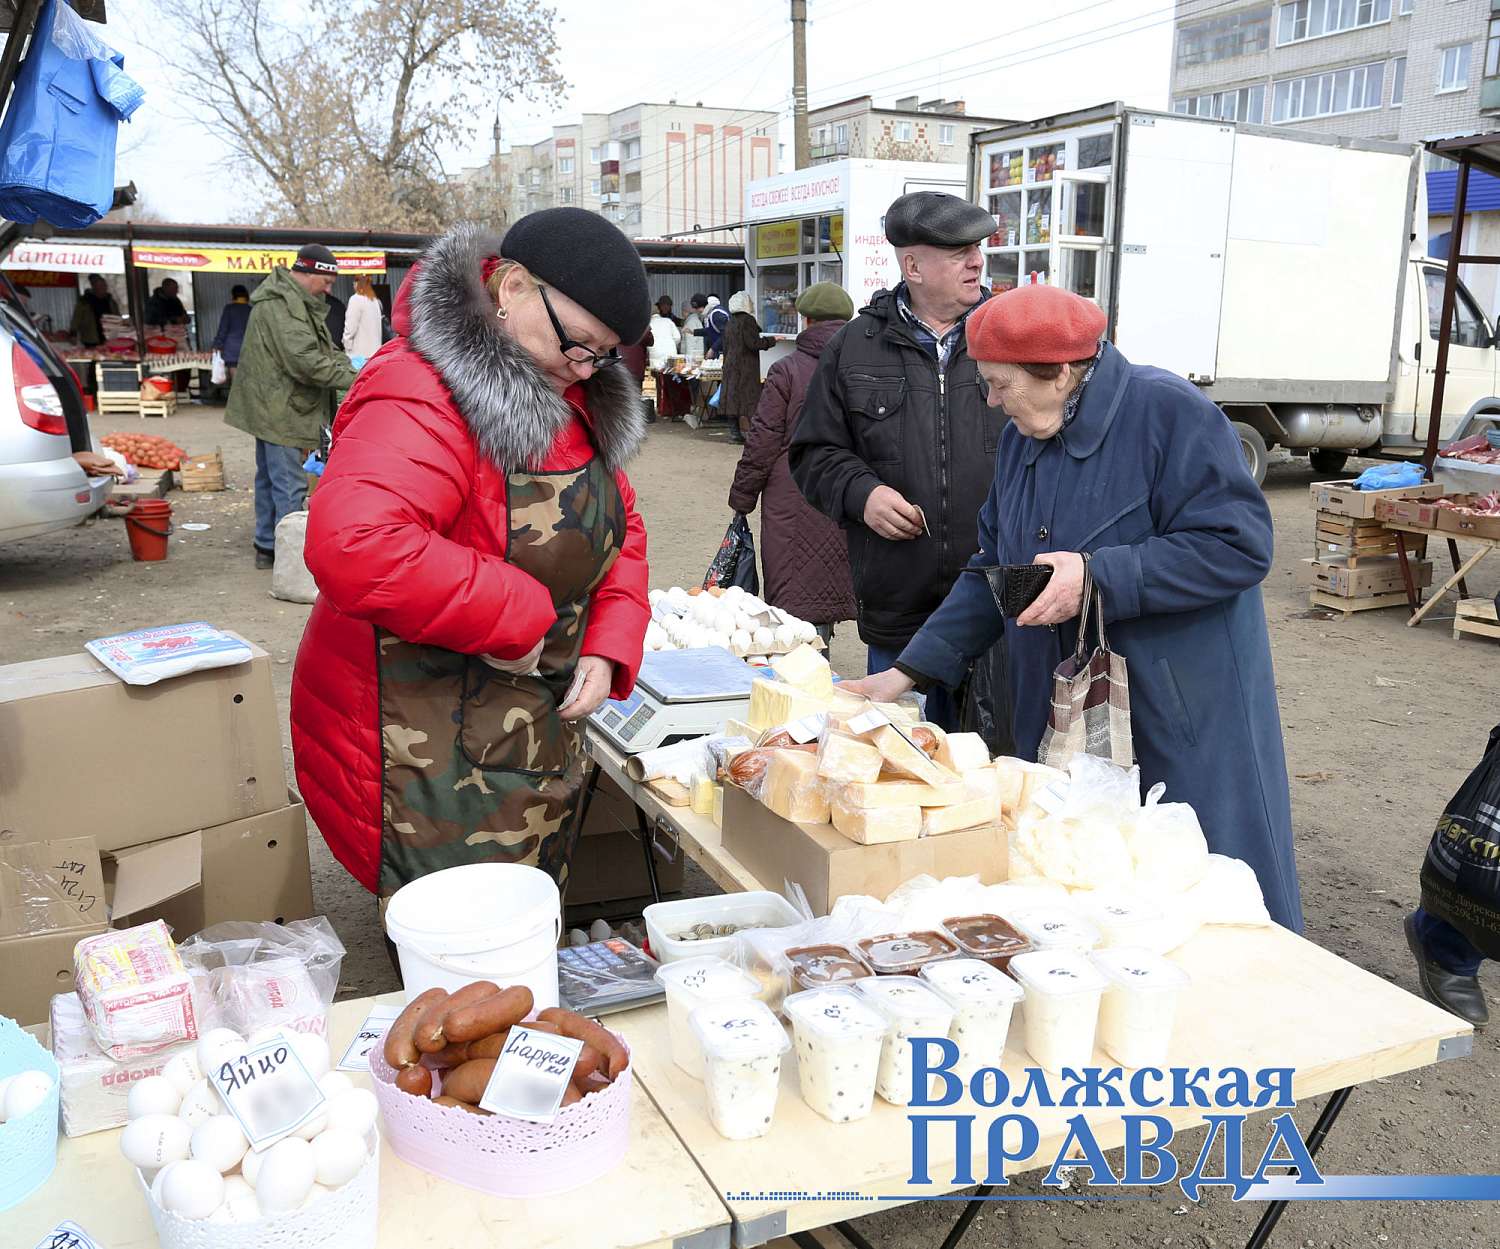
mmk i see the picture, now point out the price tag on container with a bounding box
[844,707,890,737]
[338,1004,401,1072]
[208,1031,327,1150]
[478,1024,585,1123]
[33,1223,105,1249]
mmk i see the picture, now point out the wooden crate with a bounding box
[1313,509,1407,562]
[1454,598,1500,642]
[179,447,225,492]
[138,393,178,419]
[1309,588,1410,615]
[1311,479,1443,519]
[1298,556,1432,597]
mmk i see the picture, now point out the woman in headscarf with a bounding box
[718,290,775,444]
[291,210,651,904]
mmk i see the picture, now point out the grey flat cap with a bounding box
[884,191,996,248]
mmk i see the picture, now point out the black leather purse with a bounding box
[963,564,1054,617]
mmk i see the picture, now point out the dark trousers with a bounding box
[1413,905,1485,976]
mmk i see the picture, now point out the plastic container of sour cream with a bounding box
[690,998,790,1141]
[655,956,761,1080]
[1007,949,1107,1073]
[782,987,886,1123]
[1090,946,1191,1069]
[852,976,954,1106]
[919,958,1024,1078]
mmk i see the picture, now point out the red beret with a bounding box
[966,284,1107,364]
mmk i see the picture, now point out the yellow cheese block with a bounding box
[838,779,969,808]
[920,796,996,836]
[870,724,957,787]
[761,749,831,823]
[831,796,921,845]
[771,644,834,698]
[937,731,991,772]
[747,678,828,732]
[829,687,870,717]
[962,767,1000,803]
[690,776,716,815]
[993,757,1068,820]
[712,784,725,829]
[816,731,883,784]
[874,700,921,726]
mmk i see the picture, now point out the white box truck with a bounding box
[969,102,1500,483]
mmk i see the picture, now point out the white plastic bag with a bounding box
[210,349,227,385]
[271,509,318,604]
[1124,787,1210,895]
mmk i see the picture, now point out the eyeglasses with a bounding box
[537,285,620,368]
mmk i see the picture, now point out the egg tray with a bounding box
[135,1131,380,1249]
[370,1027,631,1198]
[0,1015,61,1212]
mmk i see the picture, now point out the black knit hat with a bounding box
[292,243,339,276]
[500,207,650,345]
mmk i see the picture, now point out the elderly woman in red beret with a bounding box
[847,284,1302,931]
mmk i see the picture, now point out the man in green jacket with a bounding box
[226,244,357,568]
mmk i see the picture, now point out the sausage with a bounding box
[536,1008,628,1080]
[580,1070,611,1093]
[466,1029,510,1060]
[433,1095,490,1116]
[910,727,939,756]
[561,1081,583,1106]
[382,988,448,1070]
[445,985,534,1043]
[572,1044,604,1085]
[440,1057,497,1104]
[395,1065,433,1097]
[425,1040,472,1068]
[417,980,500,1052]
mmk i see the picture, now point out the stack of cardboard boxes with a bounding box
[0,636,314,1024]
[1300,480,1439,615]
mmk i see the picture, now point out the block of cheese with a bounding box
[816,731,883,784]
[936,731,991,772]
[724,718,757,741]
[962,766,1000,803]
[762,749,832,823]
[829,687,870,718]
[920,796,995,836]
[831,796,922,845]
[748,678,828,732]
[870,724,958,786]
[838,779,969,808]
[771,644,834,698]
[874,700,921,726]
[994,757,1068,821]
[691,776,716,815]
[712,784,725,829]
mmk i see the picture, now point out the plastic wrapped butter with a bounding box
[816,731,883,785]
[763,750,831,823]
[920,796,995,836]
[831,797,921,845]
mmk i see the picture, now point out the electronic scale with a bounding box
[589,646,757,753]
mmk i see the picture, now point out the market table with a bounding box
[9,993,733,1249]
[613,926,1470,1249]
[1387,521,1497,626]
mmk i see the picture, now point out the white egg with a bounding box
[302,1182,335,1209]
[161,1158,225,1220]
[733,609,756,631]
[310,1126,367,1188]
[666,586,689,608]
[713,608,736,633]
[220,1175,261,1222]
[196,1028,244,1074]
[287,1032,331,1081]
[191,1115,249,1173]
[178,1078,222,1128]
[254,1136,316,1214]
[647,588,665,605]
[317,1072,354,1100]
[722,585,745,602]
[292,1107,329,1140]
[0,1074,14,1120]
[690,598,716,626]
[323,1088,378,1138]
[162,1051,202,1098]
[122,1114,193,1169]
[127,1075,181,1120]
[730,629,752,656]
[150,1162,177,1206]
[239,1145,264,1186]
[246,1025,287,1048]
[752,627,774,649]
[773,623,797,649]
[3,1069,53,1122]
[707,631,731,650]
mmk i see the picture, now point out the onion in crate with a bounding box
[127,1074,182,1120]
[162,1051,202,1097]
[160,1158,225,1220]
[253,1136,316,1213]
[122,1113,192,1169]
[178,1078,221,1128]
[310,1127,366,1188]
[190,1114,248,1173]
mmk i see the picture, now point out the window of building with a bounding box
[1438,43,1471,92]
[1271,61,1384,120]
[1489,19,1500,78]
[939,123,955,145]
[834,122,848,145]
[894,121,912,141]
[559,156,574,174]
[559,186,573,204]
[1172,83,1268,123]
[1277,0,1392,45]
[1392,55,1406,103]
[589,146,601,163]
[589,178,601,195]
[624,138,641,159]
[530,169,540,186]
[1175,6,1272,67]
[1399,0,1412,12]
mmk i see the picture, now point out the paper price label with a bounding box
[338,1004,401,1072]
[209,1031,327,1150]
[785,712,828,744]
[33,1223,104,1249]
[1031,781,1069,816]
[478,1023,585,1124]
[844,708,890,736]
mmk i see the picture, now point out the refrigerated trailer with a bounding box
[968,102,1500,484]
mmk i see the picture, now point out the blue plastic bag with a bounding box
[708,384,722,408]
[1351,462,1426,491]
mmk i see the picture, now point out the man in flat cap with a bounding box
[790,191,1009,739]
[226,243,358,568]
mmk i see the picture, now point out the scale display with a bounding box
[589,647,757,754]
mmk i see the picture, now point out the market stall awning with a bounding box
[131,245,386,275]
[0,237,124,272]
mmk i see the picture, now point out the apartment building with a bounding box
[1170,0,1499,143]
[807,96,1011,166]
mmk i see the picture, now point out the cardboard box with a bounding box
[0,837,108,1027]
[1374,495,1444,530]
[1297,556,1434,597]
[566,772,684,909]
[0,637,286,853]
[721,784,1008,916]
[1435,496,1500,540]
[1311,479,1443,519]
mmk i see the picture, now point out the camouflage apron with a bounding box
[376,454,625,898]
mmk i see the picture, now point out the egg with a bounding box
[128,1075,181,1120]
[752,627,774,649]
[240,1145,264,1187]
[302,1182,335,1209]
[150,1162,177,1206]
[162,1051,202,1098]
[713,608,736,634]
[310,1127,366,1188]
[161,1158,225,1220]
[288,1032,331,1081]
[122,1114,193,1169]
[292,1107,329,1140]
[730,629,752,656]
[3,1070,53,1122]
[220,1175,261,1222]
[0,1074,14,1119]
[317,1072,354,1100]
[254,1136,316,1213]
[797,620,818,643]
[690,598,716,626]
[666,586,689,609]
[647,588,665,605]
[191,1114,249,1173]
[178,1078,222,1128]
[196,1028,244,1074]
[707,631,731,651]
[773,623,797,649]
[722,585,745,602]
[323,1088,378,1138]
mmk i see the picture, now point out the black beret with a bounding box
[884,192,996,248]
[501,207,650,345]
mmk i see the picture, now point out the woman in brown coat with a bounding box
[719,290,775,443]
[728,283,856,639]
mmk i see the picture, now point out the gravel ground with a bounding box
[3,404,1496,1248]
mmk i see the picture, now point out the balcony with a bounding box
[809,141,850,163]
[1484,76,1500,111]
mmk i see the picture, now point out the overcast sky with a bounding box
[107,0,1174,224]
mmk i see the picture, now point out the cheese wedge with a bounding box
[829,687,870,717]
[838,779,969,808]
[816,731,883,785]
[831,797,921,845]
[870,724,958,787]
[747,678,828,732]
[962,767,1001,803]
[920,796,995,836]
[874,700,921,726]
[762,749,831,824]
[771,644,834,698]
[937,731,991,772]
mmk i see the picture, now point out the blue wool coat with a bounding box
[899,343,1303,931]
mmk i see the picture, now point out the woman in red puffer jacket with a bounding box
[290,213,651,901]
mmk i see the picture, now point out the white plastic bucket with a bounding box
[384,864,562,1007]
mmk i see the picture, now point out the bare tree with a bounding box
[151,0,562,230]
